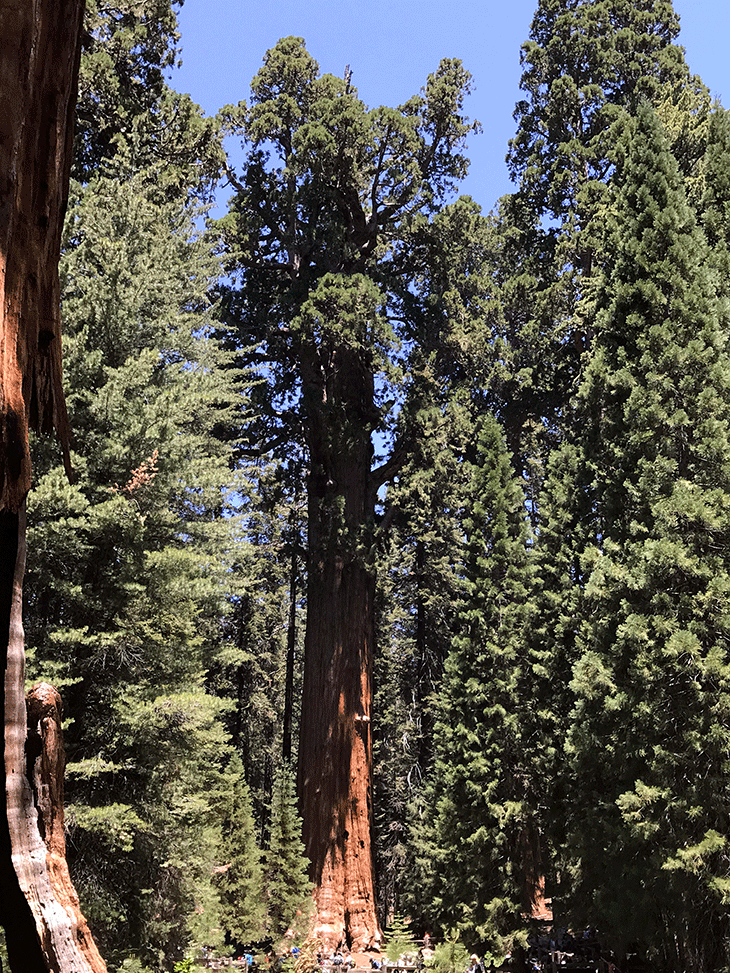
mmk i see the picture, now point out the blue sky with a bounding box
[173,0,730,215]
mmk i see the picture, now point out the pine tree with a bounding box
[25,154,241,969]
[509,0,687,225]
[563,104,730,972]
[383,914,416,964]
[373,395,473,925]
[215,755,267,948]
[414,416,535,963]
[491,0,691,481]
[210,455,306,822]
[700,104,730,284]
[75,0,223,196]
[265,763,313,945]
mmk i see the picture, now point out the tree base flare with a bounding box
[1,508,106,972]
[27,681,108,972]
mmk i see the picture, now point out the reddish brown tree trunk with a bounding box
[298,341,381,952]
[0,0,77,504]
[26,681,107,971]
[0,1,106,970]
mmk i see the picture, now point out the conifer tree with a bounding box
[265,763,313,944]
[509,0,687,225]
[517,438,593,891]
[217,37,477,948]
[0,1,98,969]
[75,0,223,196]
[211,456,306,821]
[373,395,473,923]
[564,103,730,972]
[75,0,181,176]
[700,105,730,282]
[493,0,690,478]
[414,416,535,962]
[25,155,240,969]
[215,755,267,948]
[383,913,417,963]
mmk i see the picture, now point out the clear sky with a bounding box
[172,0,730,215]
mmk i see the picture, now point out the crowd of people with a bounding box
[204,927,650,973]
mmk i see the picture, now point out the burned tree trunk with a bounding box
[0,1,105,969]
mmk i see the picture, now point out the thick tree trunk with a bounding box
[2,509,105,971]
[26,680,107,972]
[0,0,78,505]
[0,507,49,972]
[0,1,105,970]
[298,342,381,952]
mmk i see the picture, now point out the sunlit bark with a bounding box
[0,1,105,969]
[298,342,380,951]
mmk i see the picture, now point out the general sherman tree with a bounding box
[0,0,105,970]
[217,37,476,948]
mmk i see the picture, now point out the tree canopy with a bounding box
[11,1,730,971]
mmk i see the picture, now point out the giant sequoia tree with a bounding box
[0,0,105,970]
[217,37,476,948]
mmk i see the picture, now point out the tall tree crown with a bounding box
[508,0,688,221]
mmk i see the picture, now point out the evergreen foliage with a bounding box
[428,930,470,973]
[373,396,473,923]
[383,913,417,964]
[509,0,687,223]
[75,0,223,197]
[75,0,181,177]
[216,36,480,946]
[491,0,691,484]
[215,755,267,948]
[563,104,730,971]
[265,763,313,944]
[215,35,479,488]
[414,416,534,962]
[701,104,730,287]
[209,457,306,819]
[26,153,240,969]
[22,2,730,970]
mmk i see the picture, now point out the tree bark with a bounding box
[0,0,78,506]
[0,1,105,970]
[283,514,298,764]
[297,341,381,952]
[26,681,107,972]
[2,508,105,971]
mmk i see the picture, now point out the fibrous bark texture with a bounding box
[299,552,378,952]
[0,1,104,970]
[27,681,107,972]
[2,508,105,971]
[298,343,380,952]
[0,0,78,510]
